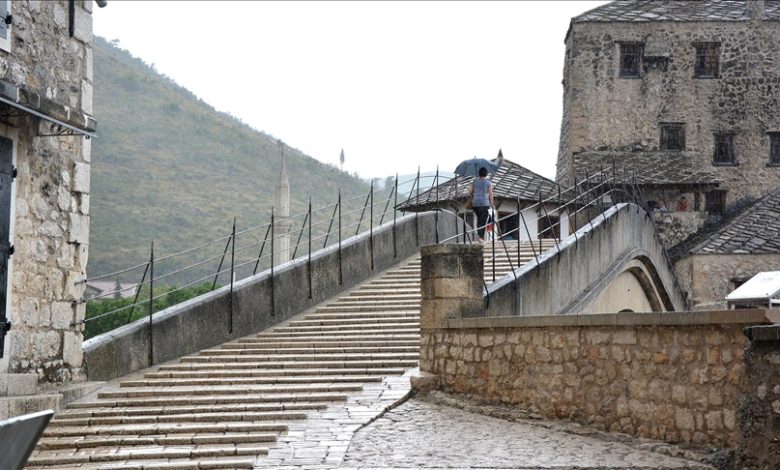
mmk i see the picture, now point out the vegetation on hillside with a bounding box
[90,37,370,284]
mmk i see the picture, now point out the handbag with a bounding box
[466,196,473,210]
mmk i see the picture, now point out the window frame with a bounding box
[713,131,737,166]
[0,1,11,53]
[769,132,780,166]
[693,42,720,79]
[618,42,644,79]
[660,123,686,151]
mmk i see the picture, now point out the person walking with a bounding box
[470,167,494,242]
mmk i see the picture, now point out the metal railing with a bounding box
[78,159,686,364]
[75,169,451,364]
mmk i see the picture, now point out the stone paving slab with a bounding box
[338,394,717,470]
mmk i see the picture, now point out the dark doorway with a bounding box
[538,214,560,239]
[0,136,13,359]
[498,212,518,240]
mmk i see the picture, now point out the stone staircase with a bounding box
[26,241,555,469]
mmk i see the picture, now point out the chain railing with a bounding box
[75,169,451,363]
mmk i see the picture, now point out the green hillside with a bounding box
[90,37,370,283]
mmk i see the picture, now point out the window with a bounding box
[694,43,720,78]
[770,132,780,166]
[705,190,726,215]
[0,1,10,53]
[713,132,736,165]
[660,123,685,151]
[619,43,643,78]
[538,215,560,240]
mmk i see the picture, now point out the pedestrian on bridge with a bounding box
[470,166,494,242]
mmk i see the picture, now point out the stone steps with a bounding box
[38,432,279,450]
[57,402,328,418]
[119,376,384,388]
[28,444,269,467]
[27,242,559,468]
[214,345,418,354]
[157,359,419,370]
[66,392,349,409]
[143,367,407,378]
[49,410,307,427]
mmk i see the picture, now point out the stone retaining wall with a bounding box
[421,311,777,448]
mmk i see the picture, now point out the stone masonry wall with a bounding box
[675,253,780,311]
[421,315,769,448]
[2,0,94,382]
[557,19,780,207]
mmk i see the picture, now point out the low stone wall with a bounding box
[85,211,456,381]
[421,311,778,448]
[735,324,780,469]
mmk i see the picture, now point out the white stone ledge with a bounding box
[439,308,779,330]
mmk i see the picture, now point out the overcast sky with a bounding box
[93,1,608,180]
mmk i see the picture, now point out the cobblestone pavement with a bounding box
[339,394,717,469]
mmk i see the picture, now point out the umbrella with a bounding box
[454,157,499,177]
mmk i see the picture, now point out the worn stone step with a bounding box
[254,330,420,339]
[42,421,288,437]
[37,432,278,450]
[98,383,363,399]
[157,359,419,371]
[214,345,418,354]
[122,374,384,386]
[270,323,419,333]
[49,410,307,427]
[144,367,406,379]
[313,303,418,313]
[66,392,348,409]
[236,338,419,347]
[59,401,327,419]
[325,297,420,306]
[182,351,417,364]
[27,444,268,466]
[287,316,418,326]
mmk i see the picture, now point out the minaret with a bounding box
[273,143,292,265]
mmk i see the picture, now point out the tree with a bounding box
[340,149,345,171]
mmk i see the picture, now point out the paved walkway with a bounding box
[339,394,716,470]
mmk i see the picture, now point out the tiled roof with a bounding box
[691,187,780,254]
[397,158,559,212]
[573,151,723,187]
[574,0,780,23]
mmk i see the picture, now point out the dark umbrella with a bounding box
[454,157,499,177]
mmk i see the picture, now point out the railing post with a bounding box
[229,217,235,334]
[434,166,439,243]
[370,181,374,270]
[212,230,233,290]
[415,166,420,246]
[126,262,149,324]
[338,190,343,285]
[517,197,521,267]
[308,196,312,299]
[270,207,275,317]
[148,241,154,366]
[393,174,398,258]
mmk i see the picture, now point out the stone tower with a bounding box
[273,145,292,266]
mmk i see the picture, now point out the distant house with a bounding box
[397,157,570,241]
[671,188,780,309]
[85,281,139,301]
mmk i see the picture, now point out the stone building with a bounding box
[0,0,97,419]
[558,0,780,308]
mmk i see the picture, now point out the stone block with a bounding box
[50,301,73,330]
[68,212,89,244]
[73,6,93,43]
[63,331,83,367]
[73,162,90,194]
[81,79,93,114]
[3,373,38,396]
[612,329,637,345]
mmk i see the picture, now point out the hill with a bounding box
[90,37,370,283]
